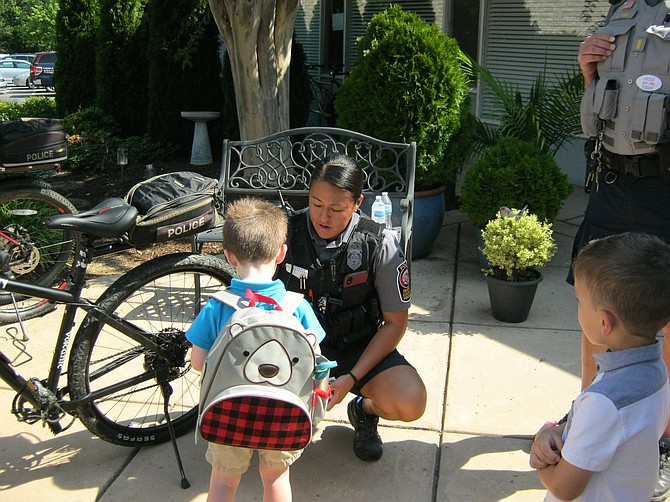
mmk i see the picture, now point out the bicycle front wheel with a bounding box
[0,180,78,324]
[68,252,235,446]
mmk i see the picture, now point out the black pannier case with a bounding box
[0,118,67,172]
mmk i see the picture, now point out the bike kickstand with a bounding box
[160,381,190,489]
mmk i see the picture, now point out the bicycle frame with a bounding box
[0,236,157,417]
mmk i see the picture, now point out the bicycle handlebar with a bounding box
[305,64,350,78]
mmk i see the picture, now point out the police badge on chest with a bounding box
[347,242,363,270]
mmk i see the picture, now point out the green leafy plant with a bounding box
[335,5,469,190]
[463,56,584,156]
[0,97,57,121]
[459,137,572,229]
[481,208,557,281]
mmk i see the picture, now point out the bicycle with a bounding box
[0,175,78,323]
[0,196,235,488]
[305,64,349,127]
[0,118,78,324]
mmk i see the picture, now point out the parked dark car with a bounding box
[30,51,57,91]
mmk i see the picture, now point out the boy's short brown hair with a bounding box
[573,232,670,340]
[222,197,288,264]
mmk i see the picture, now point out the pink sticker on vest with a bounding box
[636,74,662,91]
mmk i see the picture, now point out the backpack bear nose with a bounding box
[259,364,279,378]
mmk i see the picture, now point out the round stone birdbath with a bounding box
[181,111,220,166]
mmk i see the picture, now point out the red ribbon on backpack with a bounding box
[244,289,283,310]
[312,386,332,406]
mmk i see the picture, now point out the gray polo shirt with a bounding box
[305,210,411,312]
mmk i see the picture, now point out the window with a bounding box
[451,0,480,61]
[322,0,345,70]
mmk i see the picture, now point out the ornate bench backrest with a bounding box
[218,127,416,260]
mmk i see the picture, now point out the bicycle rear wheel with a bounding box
[0,179,78,324]
[68,252,235,446]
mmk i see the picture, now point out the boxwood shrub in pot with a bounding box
[334,5,469,191]
[459,137,572,230]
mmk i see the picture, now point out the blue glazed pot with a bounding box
[412,186,445,260]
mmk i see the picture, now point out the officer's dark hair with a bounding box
[311,153,364,202]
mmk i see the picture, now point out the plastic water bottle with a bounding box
[381,192,392,229]
[371,195,386,224]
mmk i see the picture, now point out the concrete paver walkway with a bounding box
[0,188,588,501]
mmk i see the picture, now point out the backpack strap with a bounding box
[278,291,304,315]
[211,288,304,315]
[211,289,248,310]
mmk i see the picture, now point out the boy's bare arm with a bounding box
[538,457,593,501]
[191,345,208,372]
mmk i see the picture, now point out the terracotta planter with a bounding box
[484,269,542,323]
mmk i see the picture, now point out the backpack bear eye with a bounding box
[243,350,250,357]
[292,357,300,364]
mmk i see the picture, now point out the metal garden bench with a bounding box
[193,127,416,261]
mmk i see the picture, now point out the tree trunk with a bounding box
[208,0,298,140]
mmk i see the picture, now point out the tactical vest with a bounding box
[277,209,384,351]
[581,0,670,156]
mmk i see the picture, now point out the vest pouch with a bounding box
[581,80,599,138]
[631,93,651,142]
[594,79,619,120]
[596,20,635,72]
[644,93,668,144]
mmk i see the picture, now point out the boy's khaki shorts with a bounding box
[206,442,303,474]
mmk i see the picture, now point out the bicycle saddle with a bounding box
[45,197,139,238]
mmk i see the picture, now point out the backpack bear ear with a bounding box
[304,331,319,348]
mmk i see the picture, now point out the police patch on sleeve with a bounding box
[396,261,410,302]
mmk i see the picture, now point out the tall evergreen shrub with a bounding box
[56,0,100,116]
[335,5,469,190]
[96,0,148,136]
[146,0,222,151]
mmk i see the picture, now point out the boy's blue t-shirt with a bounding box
[186,278,325,351]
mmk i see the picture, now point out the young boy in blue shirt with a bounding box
[187,197,325,502]
[530,233,670,501]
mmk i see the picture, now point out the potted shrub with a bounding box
[460,136,572,230]
[335,5,469,258]
[480,208,557,322]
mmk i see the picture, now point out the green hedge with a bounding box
[335,5,468,189]
[56,0,100,115]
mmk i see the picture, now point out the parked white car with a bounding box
[11,67,32,88]
[0,59,31,87]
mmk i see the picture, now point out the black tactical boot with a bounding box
[347,396,383,461]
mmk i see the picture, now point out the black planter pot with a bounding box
[484,269,543,323]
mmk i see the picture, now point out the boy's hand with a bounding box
[529,421,565,469]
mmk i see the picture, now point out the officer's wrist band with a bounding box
[348,371,360,386]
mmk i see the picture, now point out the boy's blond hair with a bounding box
[222,197,288,264]
[573,232,670,341]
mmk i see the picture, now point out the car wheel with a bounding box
[27,79,34,88]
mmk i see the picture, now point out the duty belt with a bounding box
[604,151,662,178]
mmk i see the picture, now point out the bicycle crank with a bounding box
[11,377,74,434]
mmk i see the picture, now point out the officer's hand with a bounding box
[325,374,353,411]
[578,34,616,86]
